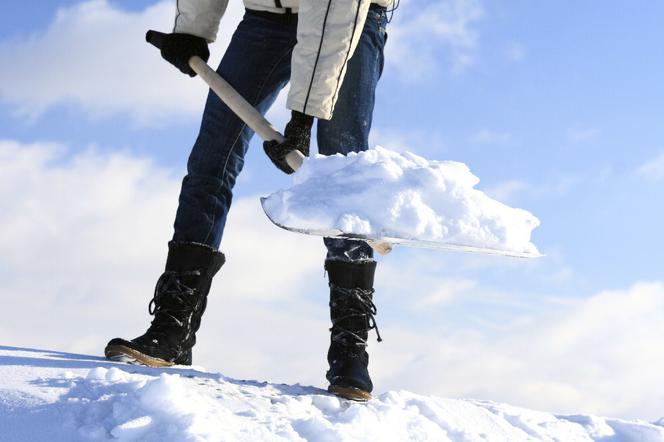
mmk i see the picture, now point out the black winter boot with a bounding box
[105,241,225,367]
[325,259,382,401]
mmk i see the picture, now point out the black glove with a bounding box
[263,110,314,174]
[160,33,210,77]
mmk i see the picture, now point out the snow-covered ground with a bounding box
[1,346,662,441]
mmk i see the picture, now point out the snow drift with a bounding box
[262,146,541,256]
[1,346,662,441]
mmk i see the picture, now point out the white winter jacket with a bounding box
[173,0,392,120]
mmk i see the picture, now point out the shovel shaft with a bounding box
[146,30,304,172]
[188,56,285,144]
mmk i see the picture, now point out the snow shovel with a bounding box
[146,30,395,255]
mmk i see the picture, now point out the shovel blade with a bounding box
[260,198,542,259]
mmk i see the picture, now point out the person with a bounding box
[105,0,392,401]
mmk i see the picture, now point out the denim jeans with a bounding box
[172,6,388,262]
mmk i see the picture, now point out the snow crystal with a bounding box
[262,146,541,256]
[110,415,153,439]
[86,366,107,380]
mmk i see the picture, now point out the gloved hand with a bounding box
[160,33,210,77]
[263,110,314,174]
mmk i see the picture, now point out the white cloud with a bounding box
[546,175,582,196]
[483,172,598,204]
[468,129,512,145]
[637,151,664,181]
[415,279,477,308]
[0,0,484,123]
[505,42,526,62]
[368,127,446,158]
[0,140,179,351]
[0,0,244,123]
[373,281,664,421]
[2,139,664,421]
[386,0,484,79]
[566,127,600,143]
[483,179,527,202]
[0,139,326,385]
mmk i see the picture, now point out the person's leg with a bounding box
[317,5,388,400]
[318,5,388,262]
[173,11,299,250]
[105,11,298,366]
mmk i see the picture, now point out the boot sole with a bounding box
[328,385,372,402]
[104,344,174,368]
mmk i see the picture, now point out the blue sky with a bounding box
[1,0,664,420]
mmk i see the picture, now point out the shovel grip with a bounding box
[145,30,304,171]
[146,30,166,50]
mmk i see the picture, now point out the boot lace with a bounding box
[329,285,383,349]
[147,270,201,335]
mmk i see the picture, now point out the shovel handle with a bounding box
[145,30,166,50]
[146,30,304,172]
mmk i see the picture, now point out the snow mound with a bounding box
[2,346,663,441]
[262,146,540,256]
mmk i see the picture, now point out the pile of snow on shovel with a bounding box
[262,146,540,255]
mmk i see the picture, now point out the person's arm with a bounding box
[158,0,229,77]
[287,0,372,120]
[173,0,230,43]
[265,0,373,173]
